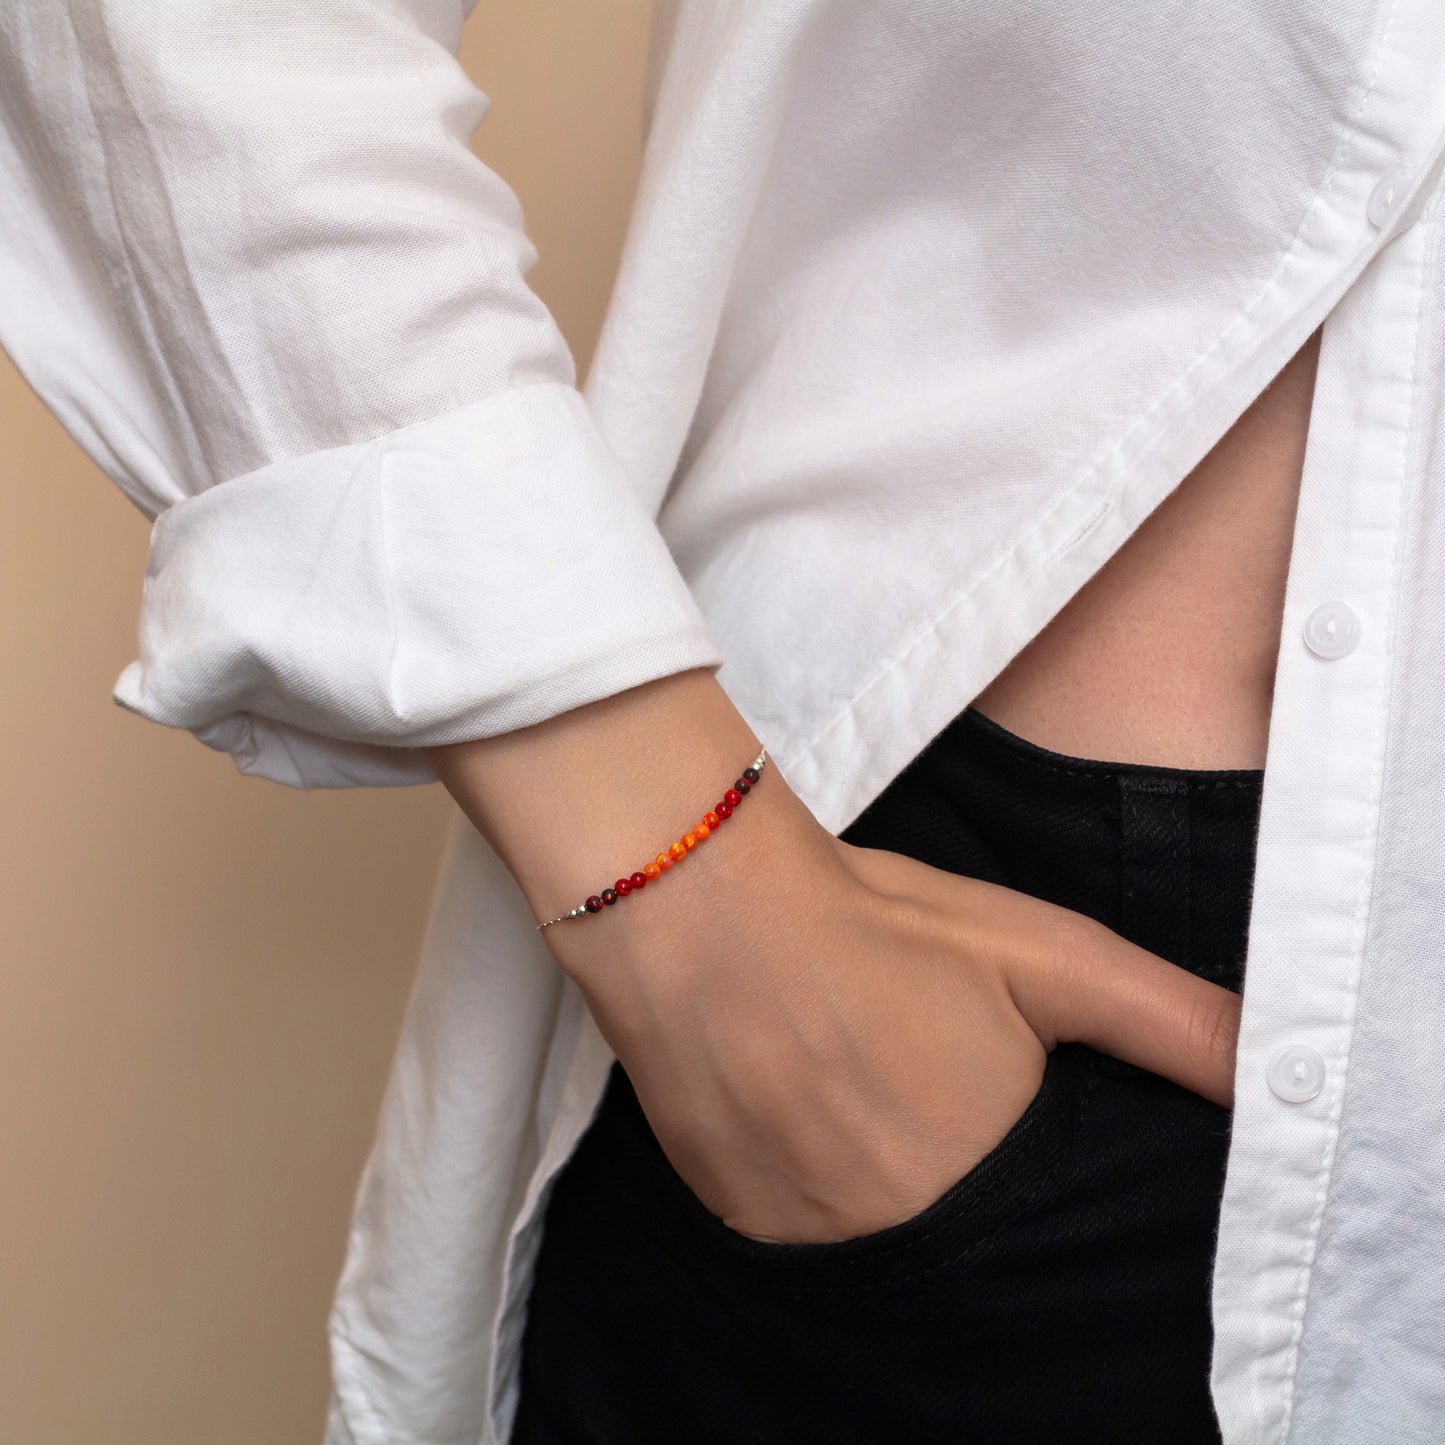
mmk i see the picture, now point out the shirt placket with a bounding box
[1210,150,1437,1445]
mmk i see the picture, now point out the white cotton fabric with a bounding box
[3,3,1445,1441]
[114,384,721,784]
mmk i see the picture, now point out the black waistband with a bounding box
[955,705,1265,792]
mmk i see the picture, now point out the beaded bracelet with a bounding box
[535,747,769,929]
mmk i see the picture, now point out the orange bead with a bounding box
[657,851,674,870]
[694,821,710,840]
[671,841,687,860]
[682,833,698,850]
[643,862,661,880]
[704,812,720,829]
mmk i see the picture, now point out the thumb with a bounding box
[1003,903,1242,1108]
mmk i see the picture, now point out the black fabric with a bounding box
[510,705,1264,1444]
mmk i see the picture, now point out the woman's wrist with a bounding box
[552,757,833,981]
[422,667,824,978]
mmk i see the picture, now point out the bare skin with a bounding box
[975,330,1321,768]
[421,331,1320,1246]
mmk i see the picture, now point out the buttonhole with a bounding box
[1045,497,1115,565]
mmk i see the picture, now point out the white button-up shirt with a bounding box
[4,3,1444,1441]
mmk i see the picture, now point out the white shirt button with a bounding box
[1303,600,1360,660]
[1267,1043,1327,1103]
[1367,167,1412,229]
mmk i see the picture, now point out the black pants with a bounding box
[512,705,1263,1444]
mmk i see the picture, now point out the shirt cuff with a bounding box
[111,382,724,789]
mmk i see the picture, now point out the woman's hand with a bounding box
[554,795,1242,1247]
[424,665,1241,1247]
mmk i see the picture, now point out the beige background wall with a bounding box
[0,6,653,1441]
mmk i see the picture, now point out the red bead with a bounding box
[734,777,751,795]
[615,878,633,896]
[742,767,760,783]
[724,788,742,807]
[584,896,604,913]
[601,888,619,906]
[717,801,733,818]
[703,812,720,829]
[630,871,648,889]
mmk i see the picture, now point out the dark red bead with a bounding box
[630,871,648,889]
[742,767,760,783]
[724,788,743,807]
[615,878,633,896]
[584,896,604,914]
[716,801,733,819]
[601,888,619,906]
[734,777,751,794]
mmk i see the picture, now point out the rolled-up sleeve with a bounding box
[0,1,723,788]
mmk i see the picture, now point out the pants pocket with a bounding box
[609,1040,1095,1293]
